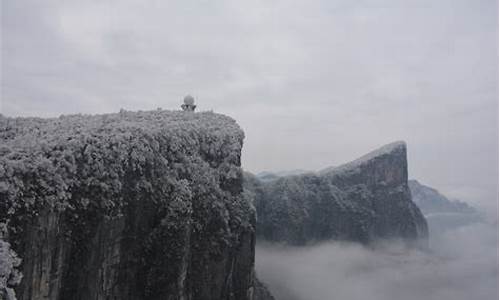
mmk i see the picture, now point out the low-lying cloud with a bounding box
[255,222,498,300]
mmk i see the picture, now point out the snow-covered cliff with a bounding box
[0,110,257,300]
[245,142,428,246]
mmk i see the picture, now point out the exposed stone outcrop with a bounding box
[0,110,257,300]
[245,142,428,246]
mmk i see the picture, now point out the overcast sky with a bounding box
[1,0,498,212]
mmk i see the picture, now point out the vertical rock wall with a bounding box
[0,110,256,300]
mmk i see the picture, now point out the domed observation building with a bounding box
[181,95,196,112]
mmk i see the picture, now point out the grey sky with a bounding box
[1,0,498,212]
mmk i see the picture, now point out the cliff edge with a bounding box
[0,110,256,300]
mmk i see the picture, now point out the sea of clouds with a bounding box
[256,221,498,300]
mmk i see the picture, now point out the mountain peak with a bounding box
[320,141,407,179]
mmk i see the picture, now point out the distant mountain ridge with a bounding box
[408,180,481,234]
[255,141,411,180]
[255,170,311,182]
[408,180,476,215]
[245,141,428,247]
[251,168,482,245]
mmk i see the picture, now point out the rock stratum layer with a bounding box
[245,142,428,246]
[0,110,259,300]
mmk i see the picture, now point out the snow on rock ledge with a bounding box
[0,110,256,300]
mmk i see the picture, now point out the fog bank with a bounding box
[255,222,498,300]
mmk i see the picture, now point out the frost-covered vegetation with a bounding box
[0,110,245,217]
[0,238,21,300]
[0,109,255,299]
[245,142,428,246]
[0,222,21,300]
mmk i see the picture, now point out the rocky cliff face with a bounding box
[245,142,428,246]
[0,110,258,300]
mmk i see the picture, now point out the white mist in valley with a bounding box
[255,221,498,300]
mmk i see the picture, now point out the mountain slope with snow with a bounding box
[245,141,428,246]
